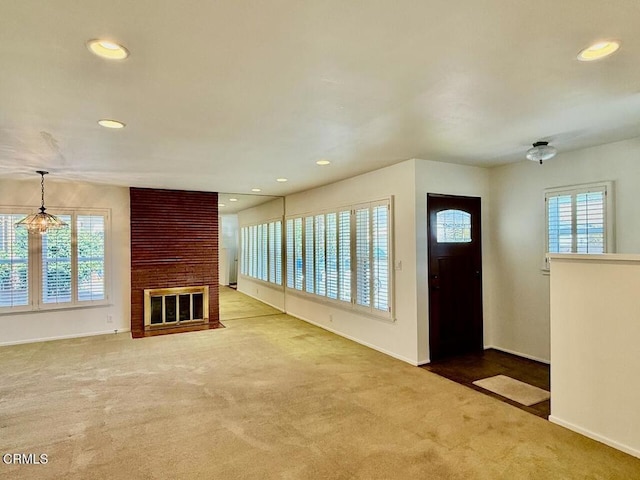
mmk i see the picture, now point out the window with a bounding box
[0,214,29,308]
[0,209,109,312]
[544,182,614,269]
[240,219,283,287]
[285,198,393,319]
[436,209,471,243]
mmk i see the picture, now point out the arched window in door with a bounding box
[436,209,471,243]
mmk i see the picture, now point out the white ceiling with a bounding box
[1,1,640,196]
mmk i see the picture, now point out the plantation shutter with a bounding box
[547,194,572,254]
[314,214,326,296]
[286,219,294,288]
[325,213,338,299]
[372,204,389,312]
[304,216,314,293]
[76,214,105,301]
[240,227,246,276]
[576,191,605,253]
[42,215,72,304]
[274,220,282,285]
[0,214,29,307]
[294,218,303,290]
[261,223,268,281]
[355,207,370,307]
[338,210,351,302]
[268,222,275,283]
[546,185,606,255]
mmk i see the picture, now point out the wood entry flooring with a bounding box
[422,349,550,419]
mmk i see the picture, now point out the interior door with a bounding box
[427,194,483,361]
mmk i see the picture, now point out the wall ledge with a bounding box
[549,253,640,263]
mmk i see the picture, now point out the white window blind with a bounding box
[42,215,72,304]
[261,223,268,281]
[544,182,615,270]
[305,216,314,293]
[355,208,370,307]
[325,213,338,300]
[338,210,351,302]
[240,220,283,287]
[77,215,105,301]
[0,214,29,308]
[274,221,282,286]
[268,222,275,283]
[284,198,392,319]
[545,182,613,269]
[240,227,246,276]
[576,191,605,253]
[0,209,109,311]
[372,204,389,312]
[314,214,326,296]
[286,219,294,288]
[294,218,303,290]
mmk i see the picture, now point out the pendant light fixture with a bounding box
[526,141,557,165]
[15,171,67,234]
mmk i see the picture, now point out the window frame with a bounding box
[0,206,111,314]
[285,197,394,322]
[543,181,614,271]
[239,217,284,289]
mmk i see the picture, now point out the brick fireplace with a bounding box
[130,187,220,337]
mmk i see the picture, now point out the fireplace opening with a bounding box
[144,286,209,328]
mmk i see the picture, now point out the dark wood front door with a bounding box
[427,194,483,361]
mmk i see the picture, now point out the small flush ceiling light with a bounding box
[229,198,238,202]
[98,119,125,129]
[316,159,331,166]
[218,203,225,207]
[276,178,288,182]
[87,39,129,60]
[251,188,261,192]
[15,171,68,234]
[577,40,620,61]
[526,141,557,165]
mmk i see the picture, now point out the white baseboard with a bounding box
[236,288,285,313]
[549,416,640,459]
[485,345,550,364]
[289,312,420,366]
[0,328,131,347]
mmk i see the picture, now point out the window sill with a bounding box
[285,287,396,324]
[0,301,112,316]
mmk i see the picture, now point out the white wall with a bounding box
[550,254,640,459]
[237,198,285,311]
[490,137,640,362]
[0,178,130,345]
[284,160,418,364]
[414,159,493,363]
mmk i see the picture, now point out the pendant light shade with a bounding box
[526,141,557,164]
[15,171,67,234]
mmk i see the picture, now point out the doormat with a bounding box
[472,375,550,406]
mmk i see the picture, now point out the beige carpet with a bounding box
[1,291,639,478]
[473,375,551,407]
[219,285,282,321]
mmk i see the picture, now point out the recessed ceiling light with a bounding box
[577,40,620,61]
[87,39,129,60]
[316,159,331,166]
[97,119,125,129]
[218,203,225,207]
[251,188,261,192]
[229,198,238,202]
[276,178,288,182]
